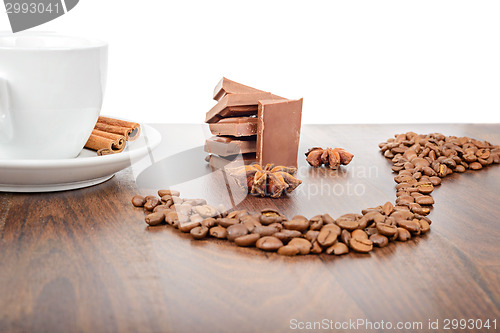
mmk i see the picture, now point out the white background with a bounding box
[1,0,499,124]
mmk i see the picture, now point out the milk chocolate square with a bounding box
[205,93,286,123]
[213,77,264,101]
[209,117,258,137]
[205,154,256,170]
[204,136,257,157]
[256,99,303,167]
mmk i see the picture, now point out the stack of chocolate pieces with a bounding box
[205,78,303,168]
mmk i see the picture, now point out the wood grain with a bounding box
[1,124,499,333]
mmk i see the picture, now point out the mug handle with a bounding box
[0,76,12,141]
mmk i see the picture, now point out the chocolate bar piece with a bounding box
[213,77,264,101]
[256,99,303,167]
[204,136,257,156]
[205,154,256,170]
[209,117,258,137]
[205,93,286,123]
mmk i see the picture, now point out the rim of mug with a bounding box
[0,31,107,50]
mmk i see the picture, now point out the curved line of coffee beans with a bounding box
[132,132,500,256]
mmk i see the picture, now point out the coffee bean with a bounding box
[254,225,280,237]
[309,215,324,230]
[414,214,431,224]
[411,205,431,216]
[357,212,380,229]
[240,214,260,224]
[417,183,434,194]
[384,150,394,158]
[226,224,249,241]
[201,217,217,228]
[412,157,430,168]
[349,238,373,253]
[158,189,180,197]
[153,205,172,213]
[259,208,285,225]
[234,233,260,247]
[340,229,351,244]
[274,230,303,243]
[376,223,398,237]
[396,195,414,205]
[305,230,320,243]
[260,214,283,225]
[396,227,411,241]
[278,245,300,256]
[362,207,383,215]
[190,226,209,239]
[132,195,146,207]
[179,220,201,233]
[390,210,414,220]
[351,229,368,240]
[437,164,448,177]
[394,174,415,183]
[209,226,227,239]
[335,214,360,231]
[242,219,261,233]
[192,199,208,206]
[165,211,188,227]
[470,162,482,170]
[145,211,165,226]
[217,218,239,228]
[181,200,197,207]
[227,210,248,219]
[396,190,409,198]
[322,214,335,224]
[310,241,323,254]
[326,242,349,255]
[256,236,283,251]
[422,166,436,176]
[391,205,409,213]
[194,205,219,218]
[190,214,203,223]
[370,234,389,247]
[476,149,490,159]
[288,238,312,255]
[283,216,310,231]
[268,222,283,232]
[396,182,412,190]
[160,194,172,203]
[397,220,421,234]
[415,195,434,205]
[382,201,394,215]
[493,152,500,164]
[442,158,456,169]
[174,203,192,216]
[418,219,430,233]
[172,196,183,205]
[317,224,341,247]
[144,197,160,211]
[161,198,173,207]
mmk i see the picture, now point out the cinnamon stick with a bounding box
[96,116,141,141]
[85,129,126,156]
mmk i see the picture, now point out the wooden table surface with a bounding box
[1,124,499,333]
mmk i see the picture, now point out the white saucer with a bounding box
[0,124,161,193]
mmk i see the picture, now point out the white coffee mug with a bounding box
[0,32,107,159]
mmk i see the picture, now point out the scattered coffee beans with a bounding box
[132,132,499,257]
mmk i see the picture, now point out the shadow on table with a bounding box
[135,146,243,189]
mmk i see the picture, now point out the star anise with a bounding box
[305,147,354,169]
[228,163,302,198]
